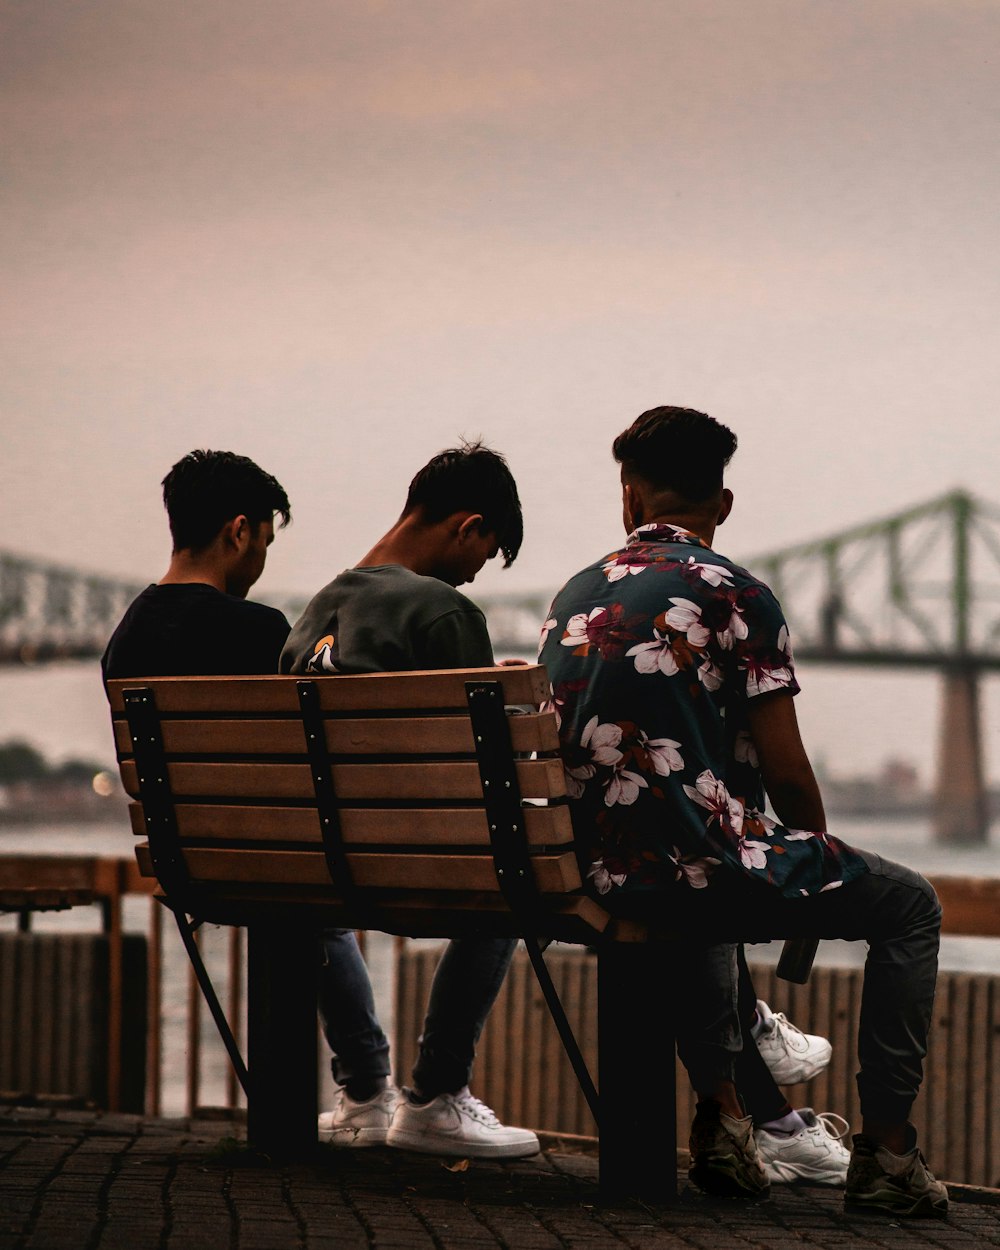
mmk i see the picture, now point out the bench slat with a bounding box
[113,712,559,757]
[135,843,582,892]
[106,666,551,714]
[128,801,575,846]
[119,758,567,801]
[140,883,612,939]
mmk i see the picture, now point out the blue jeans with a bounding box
[319,930,516,1097]
[614,850,941,1123]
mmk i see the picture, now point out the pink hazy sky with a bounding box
[4,0,999,594]
[3,1,1000,779]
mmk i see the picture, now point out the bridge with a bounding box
[4,489,999,842]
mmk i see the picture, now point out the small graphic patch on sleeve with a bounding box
[307,634,339,673]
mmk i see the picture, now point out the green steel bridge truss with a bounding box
[748,490,1000,671]
[4,490,1000,669]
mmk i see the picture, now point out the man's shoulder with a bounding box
[707,547,772,587]
[102,583,290,682]
[325,566,482,618]
[159,582,290,628]
[414,575,482,617]
[547,541,784,624]
[234,594,292,627]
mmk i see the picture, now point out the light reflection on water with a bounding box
[1,816,997,1113]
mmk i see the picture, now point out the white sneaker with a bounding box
[385,1086,540,1159]
[318,1086,400,1147]
[753,999,832,1084]
[756,1109,851,1185]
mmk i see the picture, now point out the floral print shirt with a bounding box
[539,523,869,900]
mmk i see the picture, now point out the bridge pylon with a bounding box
[749,490,1000,847]
[935,664,989,844]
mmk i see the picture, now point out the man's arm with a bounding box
[746,690,826,831]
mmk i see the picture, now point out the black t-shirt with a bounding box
[101,583,291,682]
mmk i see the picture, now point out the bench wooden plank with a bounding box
[113,712,560,757]
[140,884,612,939]
[128,800,575,846]
[106,665,552,714]
[135,843,583,892]
[930,875,1000,937]
[119,758,567,801]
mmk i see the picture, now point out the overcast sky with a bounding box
[3,0,1000,781]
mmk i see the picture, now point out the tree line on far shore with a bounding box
[0,740,105,786]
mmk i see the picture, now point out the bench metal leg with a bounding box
[172,911,250,1098]
[246,923,318,1157]
[522,936,601,1127]
[598,944,677,1201]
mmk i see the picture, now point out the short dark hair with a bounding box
[612,406,737,502]
[403,441,523,567]
[162,450,291,552]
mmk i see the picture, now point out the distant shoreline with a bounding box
[0,799,127,827]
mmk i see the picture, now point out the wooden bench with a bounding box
[107,664,803,1198]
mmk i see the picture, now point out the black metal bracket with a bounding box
[466,680,600,1127]
[122,687,189,903]
[173,909,250,1098]
[297,680,355,903]
[465,681,540,918]
[523,933,602,1127]
[122,689,249,1094]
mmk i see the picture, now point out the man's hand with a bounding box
[746,691,826,832]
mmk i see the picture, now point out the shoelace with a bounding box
[813,1111,850,1142]
[769,1011,810,1052]
[452,1090,500,1127]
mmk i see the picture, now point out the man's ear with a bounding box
[717,489,734,527]
[456,513,485,543]
[223,515,252,551]
[622,483,642,531]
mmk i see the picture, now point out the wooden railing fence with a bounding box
[3,854,999,1188]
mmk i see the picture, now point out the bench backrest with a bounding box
[107,666,611,940]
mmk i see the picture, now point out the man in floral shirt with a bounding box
[541,407,946,1218]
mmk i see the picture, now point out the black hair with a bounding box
[403,440,523,566]
[161,450,291,553]
[612,406,737,502]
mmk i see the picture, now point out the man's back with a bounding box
[280,565,493,675]
[541,521,867,899]
[102,583,290,681]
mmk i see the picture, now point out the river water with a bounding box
[1,815,997,1114]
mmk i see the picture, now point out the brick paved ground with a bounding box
[1,1108,998,1250]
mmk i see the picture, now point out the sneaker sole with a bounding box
[845,1190,948,1219]
[764,1162,848,1186]
[385,1128,540,1159]
[319,1125,391,1148]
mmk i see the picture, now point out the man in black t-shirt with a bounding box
[102,450,291,681]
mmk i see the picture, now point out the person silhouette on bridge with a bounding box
[540,406,947,1217]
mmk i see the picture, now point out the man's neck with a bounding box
[159,552,228,593]
[356,518,443,579]
[640,513,717,548]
